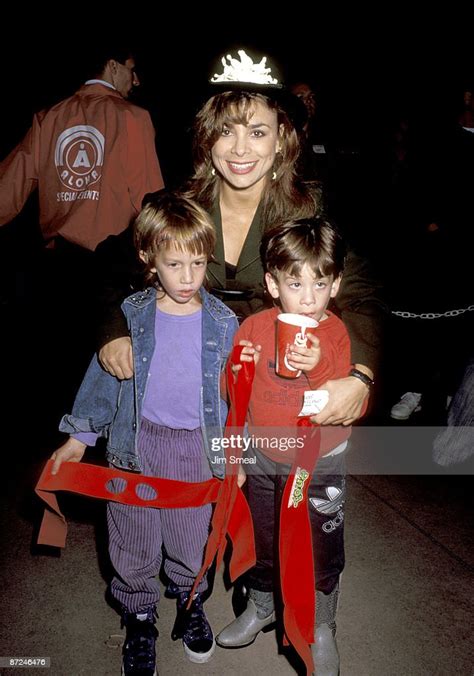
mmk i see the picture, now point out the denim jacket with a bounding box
[59,287,238,479]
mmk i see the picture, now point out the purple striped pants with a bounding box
[107,418,213,613]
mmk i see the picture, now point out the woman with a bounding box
[97,49,384,426]
[183,85,317,321]
[93,48,384,675]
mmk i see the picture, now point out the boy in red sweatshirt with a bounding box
[217,217,363,676]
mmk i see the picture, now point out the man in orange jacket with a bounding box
[0,43,164,430]
[0,44,164,249]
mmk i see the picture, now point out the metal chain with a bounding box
[391,305,474,319]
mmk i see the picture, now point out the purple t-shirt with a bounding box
[74,306,202,446]
[142,307,202,429]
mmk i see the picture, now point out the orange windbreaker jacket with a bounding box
[0,83,164,250]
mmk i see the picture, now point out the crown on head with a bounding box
[210,49,280,86]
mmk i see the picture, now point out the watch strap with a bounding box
[349,368,374,389]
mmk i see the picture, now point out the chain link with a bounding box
[391,305,474,319]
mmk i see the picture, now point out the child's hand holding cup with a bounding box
[276,313,319,378]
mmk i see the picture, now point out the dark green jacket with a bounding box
[206,202,270,321]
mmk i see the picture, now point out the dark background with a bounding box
[2,11,472,315]
[3,11,472,176]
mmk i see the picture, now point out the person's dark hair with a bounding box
[184,91,320,230]
[85,44,136,79]
[261,217,346,280]
[134,190,216,288]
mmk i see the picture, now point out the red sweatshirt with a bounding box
[231,307,352,461]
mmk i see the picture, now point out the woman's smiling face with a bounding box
[211,99,281,191]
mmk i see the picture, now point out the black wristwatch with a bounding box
[349,368,374,389]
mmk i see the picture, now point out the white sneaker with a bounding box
[390,392,422,420]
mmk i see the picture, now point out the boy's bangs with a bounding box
[153,227,214,258]
[284,256,334,280]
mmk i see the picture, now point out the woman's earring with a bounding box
[211,167,216,177]
[272,171,277,180]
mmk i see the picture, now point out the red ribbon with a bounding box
[35,345,319,673]
[191,345,320,673]
[34,345,256,584]
[189,345,256,597]
[35,461,220,548]
[279,420,321,675]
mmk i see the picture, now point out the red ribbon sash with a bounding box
[189,345,256,596]
[34,345,318,673]
[279,421,321,675]
[35,461,220,548]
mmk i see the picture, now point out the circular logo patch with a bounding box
[55,125,105,191]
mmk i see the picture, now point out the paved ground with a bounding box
[1,425,472,676]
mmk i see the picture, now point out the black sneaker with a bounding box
[171,591,215,663]
[121,608,158,676]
